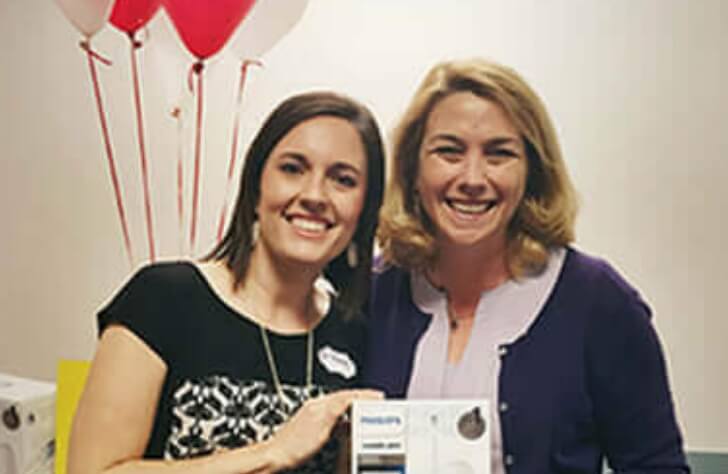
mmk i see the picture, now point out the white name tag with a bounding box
[317,345,357,379]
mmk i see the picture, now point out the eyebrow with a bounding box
[425,134,465,147]
[277,152,363,174]
[329,161,363,175]
[484,137,521,149]
[277,151,308,165]
[425,134,520,148]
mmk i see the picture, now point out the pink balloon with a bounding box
[54,0,115,38]
[110,0,162,34]
[230,0,309,59]
[162,0,256,60]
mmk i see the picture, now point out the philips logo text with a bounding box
[360,415,403,426]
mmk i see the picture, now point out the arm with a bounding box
[69,326,377,474]
[587,290,689,473]
[68,326,281,473]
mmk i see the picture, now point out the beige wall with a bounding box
[1,0,726,451]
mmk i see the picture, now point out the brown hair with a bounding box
[208,91,386,318]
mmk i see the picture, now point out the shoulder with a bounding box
[369,263,415,321]
[127,260,199,288]
[556,248,655,351]
[559,247,648,314]
[325,304,367,334]
[371,262,410,297]
[561,248,631,289]
[98,261,204,328]
[113,261,200,300]
[97,261,203,362]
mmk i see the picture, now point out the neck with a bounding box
[430,237,511,313]
[239,244,322,331]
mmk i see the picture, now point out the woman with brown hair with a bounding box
[69,91,385,473]
[364,59,688,473]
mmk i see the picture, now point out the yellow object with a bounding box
[55,360,90,474]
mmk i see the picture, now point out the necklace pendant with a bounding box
[449,318,458,330]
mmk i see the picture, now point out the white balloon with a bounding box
[54,0,114,38]
[229,0,310,60]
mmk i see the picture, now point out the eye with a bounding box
[485,148,518,165]
[431,146,463,163]
[331,170,359,189]
[279,160,304,175]
[493,148,517,156]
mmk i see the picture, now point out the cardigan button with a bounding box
[498,345,509,357]
[505,454,515,466]
[499,402,509,413]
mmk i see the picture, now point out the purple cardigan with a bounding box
[363,248,689,473]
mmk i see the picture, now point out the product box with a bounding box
[0,373,55,474]
[351,399,490,474]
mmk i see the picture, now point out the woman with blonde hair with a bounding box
[364,59,688,473]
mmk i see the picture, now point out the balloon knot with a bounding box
[187,61,205,93]
[79,40,112,66]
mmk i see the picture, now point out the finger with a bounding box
[352,389,384,400]
[313,391,356,415]
[324,389,384,415]
[327,389,383,402]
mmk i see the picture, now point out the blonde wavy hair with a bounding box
[378,58,578,276]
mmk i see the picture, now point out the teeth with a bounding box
[449,201,492,214]
[290,217,327,232]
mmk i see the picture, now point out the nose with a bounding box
[457,153,487,197]
[298,174,328,214]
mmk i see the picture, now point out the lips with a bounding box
[285,214,333,235]
[445,198,496,215]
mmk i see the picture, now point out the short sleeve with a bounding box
[97,265,176,364]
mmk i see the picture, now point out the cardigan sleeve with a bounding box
[585,269,689,473]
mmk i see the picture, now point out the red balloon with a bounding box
[162,0,256,60]
[110,0,162,34]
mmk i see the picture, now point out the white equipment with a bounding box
[0,373,55,474]
[352,399,490,474]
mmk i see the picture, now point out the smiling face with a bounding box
[255,116,368,270]
[416,91,528,253]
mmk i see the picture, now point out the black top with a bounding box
[98,262,366,472]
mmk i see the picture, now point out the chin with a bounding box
[280,250,334,269]
[440,229,503,250]
[284,253,326,266]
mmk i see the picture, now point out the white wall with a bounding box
[1,0,726,451]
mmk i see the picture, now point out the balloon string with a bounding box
[129,32,156,262]
[189,61,205,254]
[172,108,185,256]
[216,59,262,243]
[81,40,134,268]
[79,40,112,66]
